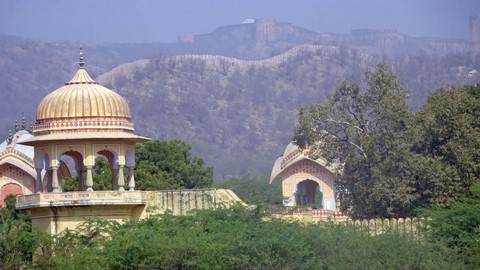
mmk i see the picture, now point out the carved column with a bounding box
[51,166,59,193]
[35,168,43,194]
[128,166,135,191]
[117,165,125,192]
[86,166,94,192]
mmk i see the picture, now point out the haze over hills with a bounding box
[1,20,479,178]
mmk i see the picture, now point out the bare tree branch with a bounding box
[326,117,365,133]
[321,129,368,158]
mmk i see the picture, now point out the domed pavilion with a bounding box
[14,51,244,235]
[19,50,149,193]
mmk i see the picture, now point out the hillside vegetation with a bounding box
[1,34,479,178]
[98,45,480,178]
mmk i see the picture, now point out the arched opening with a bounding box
[0,183,23,207]
[295,179,321,207]
[97,150,117,190]
[40,154,52,192]
[60,150,84,192]
[92,155,113,191]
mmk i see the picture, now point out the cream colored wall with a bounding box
[280,159,335,210]
[21,189,244,235]
[139,190,215,218]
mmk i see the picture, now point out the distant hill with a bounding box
[97,45,480,178]
[1,21,479,179]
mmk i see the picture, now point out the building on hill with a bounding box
[15,50,244,235]
[270,142,338,211]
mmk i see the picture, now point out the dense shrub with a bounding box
[44,206,460,269]
[421,183,480,269]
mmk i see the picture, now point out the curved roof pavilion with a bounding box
[270,142,339,211]
[19,50,149,194]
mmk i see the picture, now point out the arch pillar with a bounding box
[128,166,135,191]
[35,168,43,194]
[117,165,125,192]
[51,166,59,193]
[86,166,93,192]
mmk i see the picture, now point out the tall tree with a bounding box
[414,85,480,206]
[294,65,417,218]
[135,140,214,190]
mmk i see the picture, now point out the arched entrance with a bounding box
[295,179,321,207]
[59,150,83,192]
[0,183,23,207]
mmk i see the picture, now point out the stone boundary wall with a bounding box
[173,45,340,67]
[276,211,426,238]
[344,217,426,238]
[99,44,377,84]
[143,188,247,216]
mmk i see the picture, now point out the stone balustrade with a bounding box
[16,191,146,209]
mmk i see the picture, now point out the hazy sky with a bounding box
[1,0,479,43]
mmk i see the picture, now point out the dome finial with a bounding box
[7,130,12,144]
[79,47,85,68]
[21,114,26,130]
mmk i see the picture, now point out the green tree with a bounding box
[92,157,113,191]
[421,183,480,268]
[49,206,461,269]
[293,65,418,218]
[0,195,53,269]
[414,85,480,206]
[135,140,213,190]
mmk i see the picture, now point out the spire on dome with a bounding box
[21,114,26,130]
[79,47,85,68]
[7,130,12,144]
[65,48,98,85]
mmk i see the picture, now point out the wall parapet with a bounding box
[16,188,247,235]
[16,188,244,212]
[16,191,147,209]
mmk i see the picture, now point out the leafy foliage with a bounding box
[421,183,480,268]
[2,195,474,269]
[294,65,418,218]
[135,140,214,190]
[36,207,462,269]
[415,85,480,206]
[293,65,480,219]
[0,195,52,270]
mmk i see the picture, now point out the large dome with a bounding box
[24,52,142,141]
[36,69,131,121]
